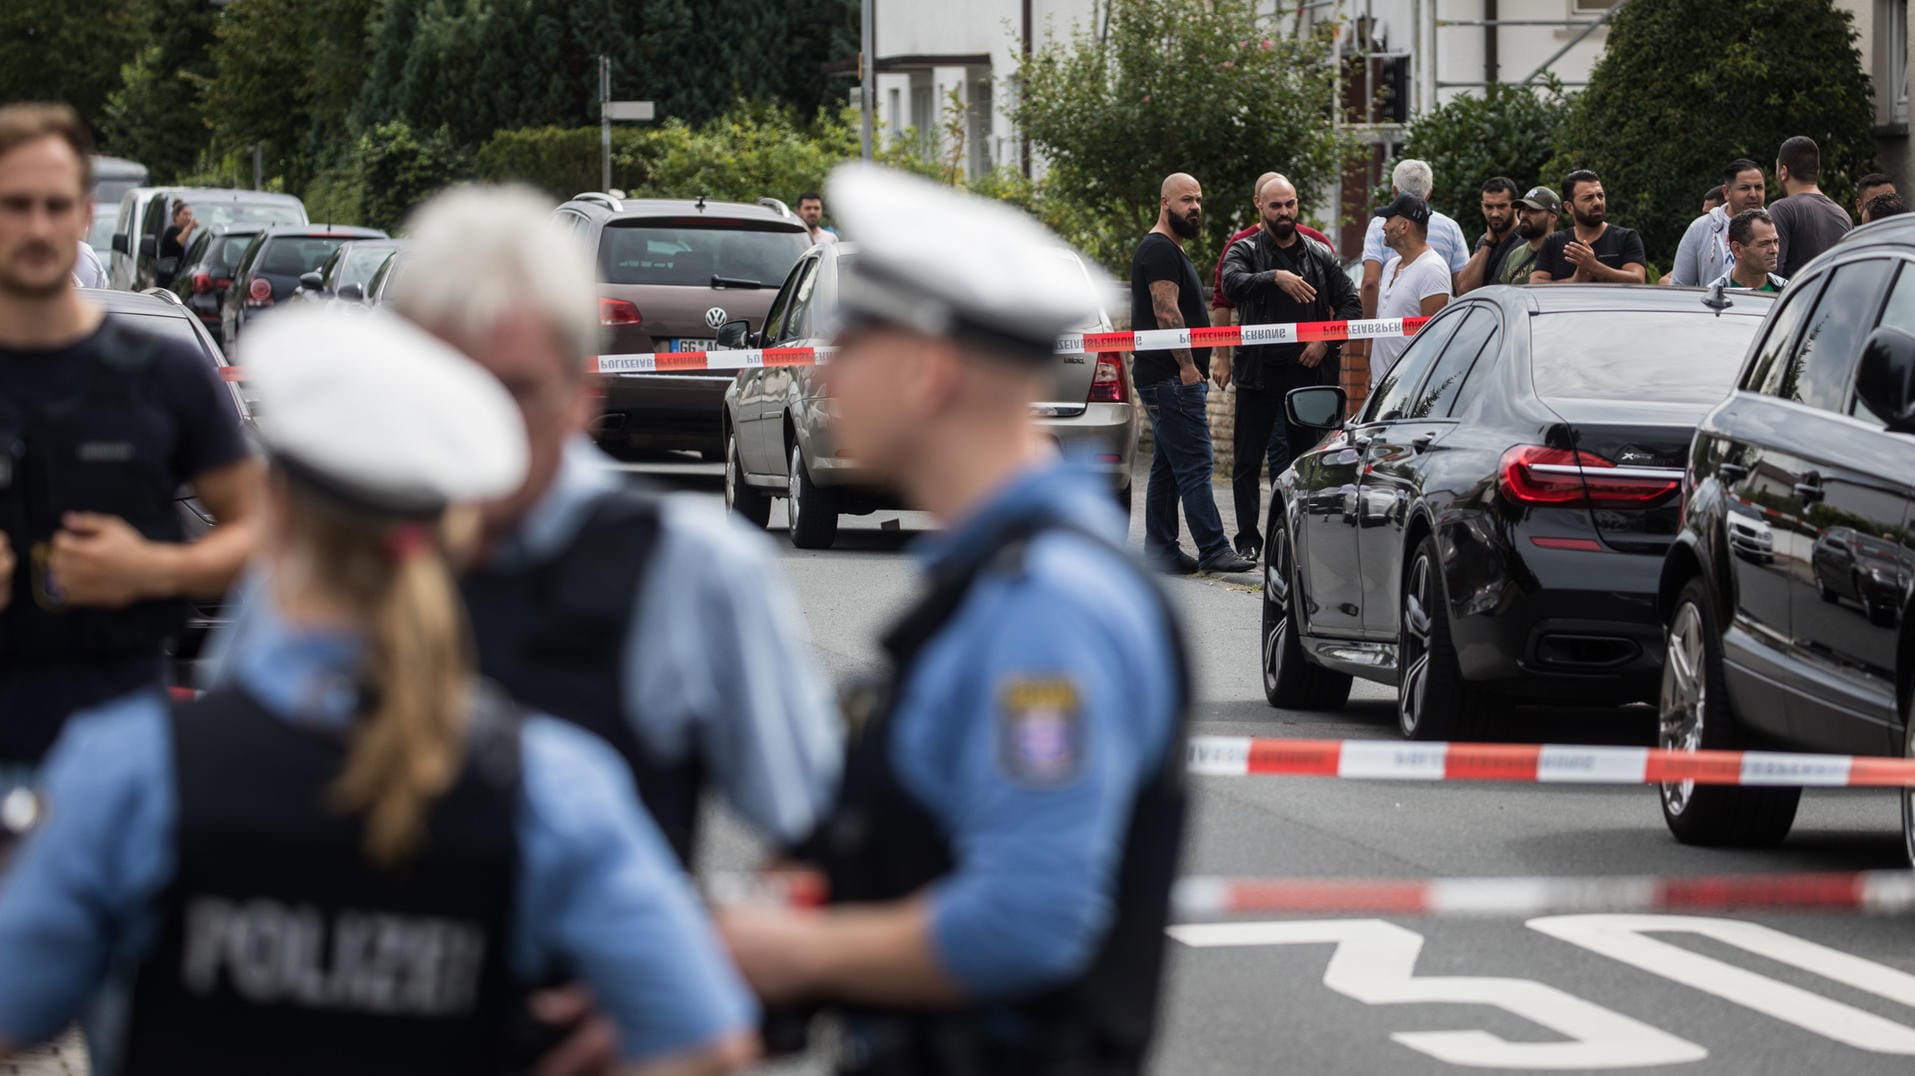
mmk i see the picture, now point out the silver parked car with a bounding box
[721,241,1139,549]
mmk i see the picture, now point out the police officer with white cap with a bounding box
[719,165,1192,1075]
[0,307,757,1075]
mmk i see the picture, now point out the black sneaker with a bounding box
[1199,551,1257,574]
[1152,549,1201,575]
[1235,536,1263,563]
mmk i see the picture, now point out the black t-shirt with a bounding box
[1770,192,1854,278]
[1481,231,1524,285]
[0,319,250,761]
[1532,225,1647,281]
[1129,232,1211,387]
[161,225,187,260]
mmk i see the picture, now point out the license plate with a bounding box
[669,338,717,352]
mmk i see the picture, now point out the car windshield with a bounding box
[598,221,809,287]
[1529,310,1765,405]
[256,236,350,277]
[196,200,305,229]
[87,209,117,254]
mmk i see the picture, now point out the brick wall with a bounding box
[1341,347,1371,417]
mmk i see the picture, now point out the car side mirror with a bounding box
[139,236,156,259]
[338,283,365,302]
[299,271,324,291]
[1286,385,1347,429]
[1855,326,1915,434]
[112,233,129,255]
[716,318,752,350]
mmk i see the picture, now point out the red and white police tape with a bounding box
[1188,735,1915,787]
[587,315,1433,375]
[213,314,1430,379]
[1170,870,1915,918]
[706,868,1915,919]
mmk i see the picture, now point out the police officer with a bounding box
[202,184,840,870]
[0,307,758,1075]
[719,166,1192,1075]
[0,103,259,774]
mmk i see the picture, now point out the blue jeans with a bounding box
[1139,378,1231,562]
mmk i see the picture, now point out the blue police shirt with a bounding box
[0,598,757,1071]
[200,436,842,846]
[891,458,1181,997]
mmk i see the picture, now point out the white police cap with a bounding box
[826,163,1111,360]
[240,306,527,518]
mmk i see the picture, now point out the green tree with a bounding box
[353,121,474,233]
[1396,82,1569,230]
[101,0,220,181]
[1013,0,1353,272]
[202,0,380,193]
[1550,0,1877,263]
[0,0,144,144]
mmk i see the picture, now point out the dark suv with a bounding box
[1657,214,1915,863]
[554,192,810,459]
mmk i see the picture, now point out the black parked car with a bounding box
[1259,285,1772,740]
[167,224,263,332]
[220,225,386,353]
[1656,215,1915,862]
[81,288,253,683]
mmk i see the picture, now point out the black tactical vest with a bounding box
[0,320,189,661]
[816,513,1192,1076]
[123,684,522,1076]
[460,485,705,866]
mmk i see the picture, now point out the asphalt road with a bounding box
[663,454,1915,1076]
[20,454,1913,1075]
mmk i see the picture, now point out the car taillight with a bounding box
[1498,445,1679,509]
[1088,354,1128,403]
[245,277,273,307]
[213,276,232,290]
[191,272,212,294]
[599,297,642,326]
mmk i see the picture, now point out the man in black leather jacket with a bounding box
[1220,175,1361,560]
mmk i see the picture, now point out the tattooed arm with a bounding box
[1148,279,1201,385]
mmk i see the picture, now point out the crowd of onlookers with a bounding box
[1127,136,1901,569]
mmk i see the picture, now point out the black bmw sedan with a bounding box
[1260,284,1773,740]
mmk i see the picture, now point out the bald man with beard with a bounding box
[1210,171,1334,389]
[1130,173,1254,576]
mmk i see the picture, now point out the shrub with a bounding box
[1548,0,1876,263]
[1395,82,1570,231]
[354,122,473,234]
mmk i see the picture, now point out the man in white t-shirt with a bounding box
[1369,194,1453,386]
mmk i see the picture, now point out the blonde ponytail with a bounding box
[286,490,472,866]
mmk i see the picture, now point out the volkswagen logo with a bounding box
[704,307,729,329]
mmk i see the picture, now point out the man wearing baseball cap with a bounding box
[1497,186,1562,287]
[1370,194,1453,384]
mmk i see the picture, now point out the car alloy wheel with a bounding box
[724,428,770,529]
[1262,530,1294,698]
[1658,598,1708,818]
[787,445,804,532]
[1398,552,1434,739]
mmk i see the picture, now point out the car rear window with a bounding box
[108,311,210,358]
[206,234,257,271]
[1529,310,1765,405]
[340,246,395,290]
[599,221,809,287]
[256,237,350,277]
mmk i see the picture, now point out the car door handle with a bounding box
[1410,432,1438,453]
[1794,474,1825,503]
[1717,462,1748,483]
